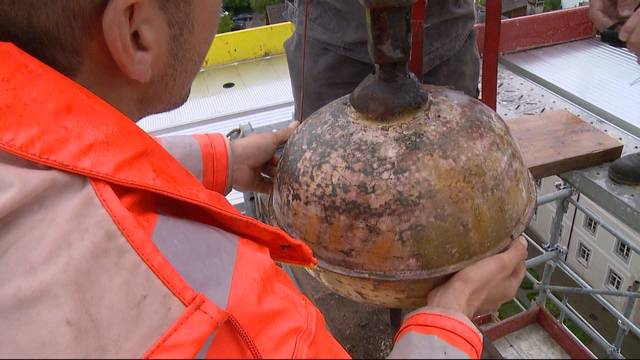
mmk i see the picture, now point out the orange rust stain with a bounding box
[366,231,395,265]
[327,220,343,254]
[303,212,320,246]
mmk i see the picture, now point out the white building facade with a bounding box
[528,176,640,324]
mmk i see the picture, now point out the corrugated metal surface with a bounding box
[503,39,640,138]
[138,55,293,135]
[150,104,294,137]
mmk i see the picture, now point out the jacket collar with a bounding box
[0,42,315,266]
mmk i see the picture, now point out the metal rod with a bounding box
[525,250,559,269]
[557,261,640,339]
[613,281,640,356]
[409,0,425,77]
[538,262,555,306]
[514,298,527,312]
[524,232,545,253]
[524,270,540,308]
[538,197,568,305]
[298,0,310,122]
[568,198,640,256]
[481,0,501,109]
[535,284,640,298]
[546,291,620,359]
[536,188,573,206]
[524,269,539,286]
[559,299,605,357]
[351,0,427,119]
[548,198,568,249]
[559,296,567,323]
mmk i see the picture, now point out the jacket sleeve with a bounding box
[292,296,351,359]
[388,307,483,359]
[157,134,232,195]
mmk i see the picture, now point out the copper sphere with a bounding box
[273,85,535,308]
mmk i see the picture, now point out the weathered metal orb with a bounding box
[273,85,536,308]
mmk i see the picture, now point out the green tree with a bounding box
[544,0,562,11]
[218,13,234,34]
[223,0,251,12]
[250,0,284,14]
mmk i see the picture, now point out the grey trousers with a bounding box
[285,31,481,120]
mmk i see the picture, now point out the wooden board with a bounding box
[506,110,623,179]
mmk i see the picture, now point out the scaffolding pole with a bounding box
[537,195,569,306]
[556,262,640,339]
[612,281,640,357]
[546,291,624,359]
[568,198,640,255]
[535,284,640,299]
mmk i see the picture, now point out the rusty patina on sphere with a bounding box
[273,85,536,308]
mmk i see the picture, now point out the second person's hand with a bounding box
[620,6,640,59]
[590,0,639,30]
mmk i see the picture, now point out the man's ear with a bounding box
[102,0,168,83]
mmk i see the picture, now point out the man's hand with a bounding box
[229,122,299,193]
[590,0,638,31]
[426,236,528,318]
[620,7,640,58]
[590,0,640,60]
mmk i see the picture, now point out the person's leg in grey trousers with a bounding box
[285,31,480,121]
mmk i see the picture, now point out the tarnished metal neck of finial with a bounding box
[350,0,428,120]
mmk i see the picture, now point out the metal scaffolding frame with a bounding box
[524,186,640,359]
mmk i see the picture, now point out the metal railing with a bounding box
[524,183,640,359]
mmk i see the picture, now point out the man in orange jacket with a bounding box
[0,0,528,358]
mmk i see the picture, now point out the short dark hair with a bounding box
[0,1,192,77]
[0,1,107,76]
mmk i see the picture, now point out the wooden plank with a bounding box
[506,109,623,179]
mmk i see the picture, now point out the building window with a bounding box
[577,243,591,267]
[583,215,598,236]
[614,240,631,263]
[606,269,624,291]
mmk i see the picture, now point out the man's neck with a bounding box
[74,70,143,121]
[73,39,144,121]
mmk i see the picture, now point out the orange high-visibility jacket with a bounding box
[0,42,483,359]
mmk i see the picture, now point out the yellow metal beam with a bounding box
[204,22,294,68]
